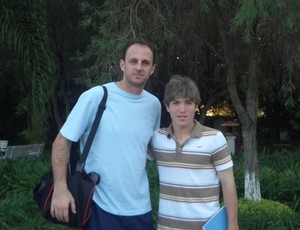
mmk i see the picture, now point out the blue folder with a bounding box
[202,206,228,230]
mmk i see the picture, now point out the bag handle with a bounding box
[75,86,108,173]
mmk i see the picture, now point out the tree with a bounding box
[211,0,300,200]
[0,0,91,141]
[76,0,230,126]
[45,0,91,130]
[0,0,57,142]
[76,0,300,201]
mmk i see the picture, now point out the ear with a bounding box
[150,64,156,75]
[165,104,170,112]
[119,59,125,71]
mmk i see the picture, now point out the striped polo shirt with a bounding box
[149,120,233,230]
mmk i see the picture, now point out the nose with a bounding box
[135,62,142,71]
[178,103,186,112]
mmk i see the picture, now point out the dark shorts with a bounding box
[82,201,154,230]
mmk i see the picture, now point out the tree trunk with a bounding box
[243,48,261,200]
[217,4,262,199]
[242,120,261,200]
[227,49,262,201]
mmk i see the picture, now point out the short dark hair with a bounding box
[122,38,156,64]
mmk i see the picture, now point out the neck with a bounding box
[172,121,195,145]
[116,81,144,95]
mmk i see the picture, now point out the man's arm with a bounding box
[50,133,76,223]
[218,168,239,230]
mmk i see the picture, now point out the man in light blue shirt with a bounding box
[50,38,161,230]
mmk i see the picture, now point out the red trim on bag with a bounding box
[83,177,97,224]
[44,184,54,211]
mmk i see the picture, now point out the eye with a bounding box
[130,60,138,64]
[171,101,180,105]
[142,60,151,66]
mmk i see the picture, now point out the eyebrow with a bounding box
[128,58,152,64]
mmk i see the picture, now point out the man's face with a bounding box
[120,43,155,88]
[166,98,198,129]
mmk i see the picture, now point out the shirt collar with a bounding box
[160,120,204,138]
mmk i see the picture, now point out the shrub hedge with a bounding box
[238,198,299,229]
[0,149,299,229]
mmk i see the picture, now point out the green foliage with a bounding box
[234,148,300,212]
[0,0,57,142]
[0,148,300,228]
[0,153,70,229]
[232,0,299,42]
[75,0,183,87]
[146,160,159,229]
[230,0,300,110]
[234,148,300,229]
[258,149,300,209]
[238,198,299,229]
[289,107,300,130]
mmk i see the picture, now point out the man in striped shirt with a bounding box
[149,75,239,230]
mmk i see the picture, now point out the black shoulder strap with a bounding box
[76,86,108,173]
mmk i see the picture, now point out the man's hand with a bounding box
[50,186,76,223]
[50,134,75,223]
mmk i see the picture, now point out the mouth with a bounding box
[132,74,144,79]
[177,115,187,121]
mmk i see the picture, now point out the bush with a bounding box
[233,148,300,212]
[259,149,300,210]
[238,198,300,229]
[147,160,159,229]
[1,149,300,229]
[0,153,70,230]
